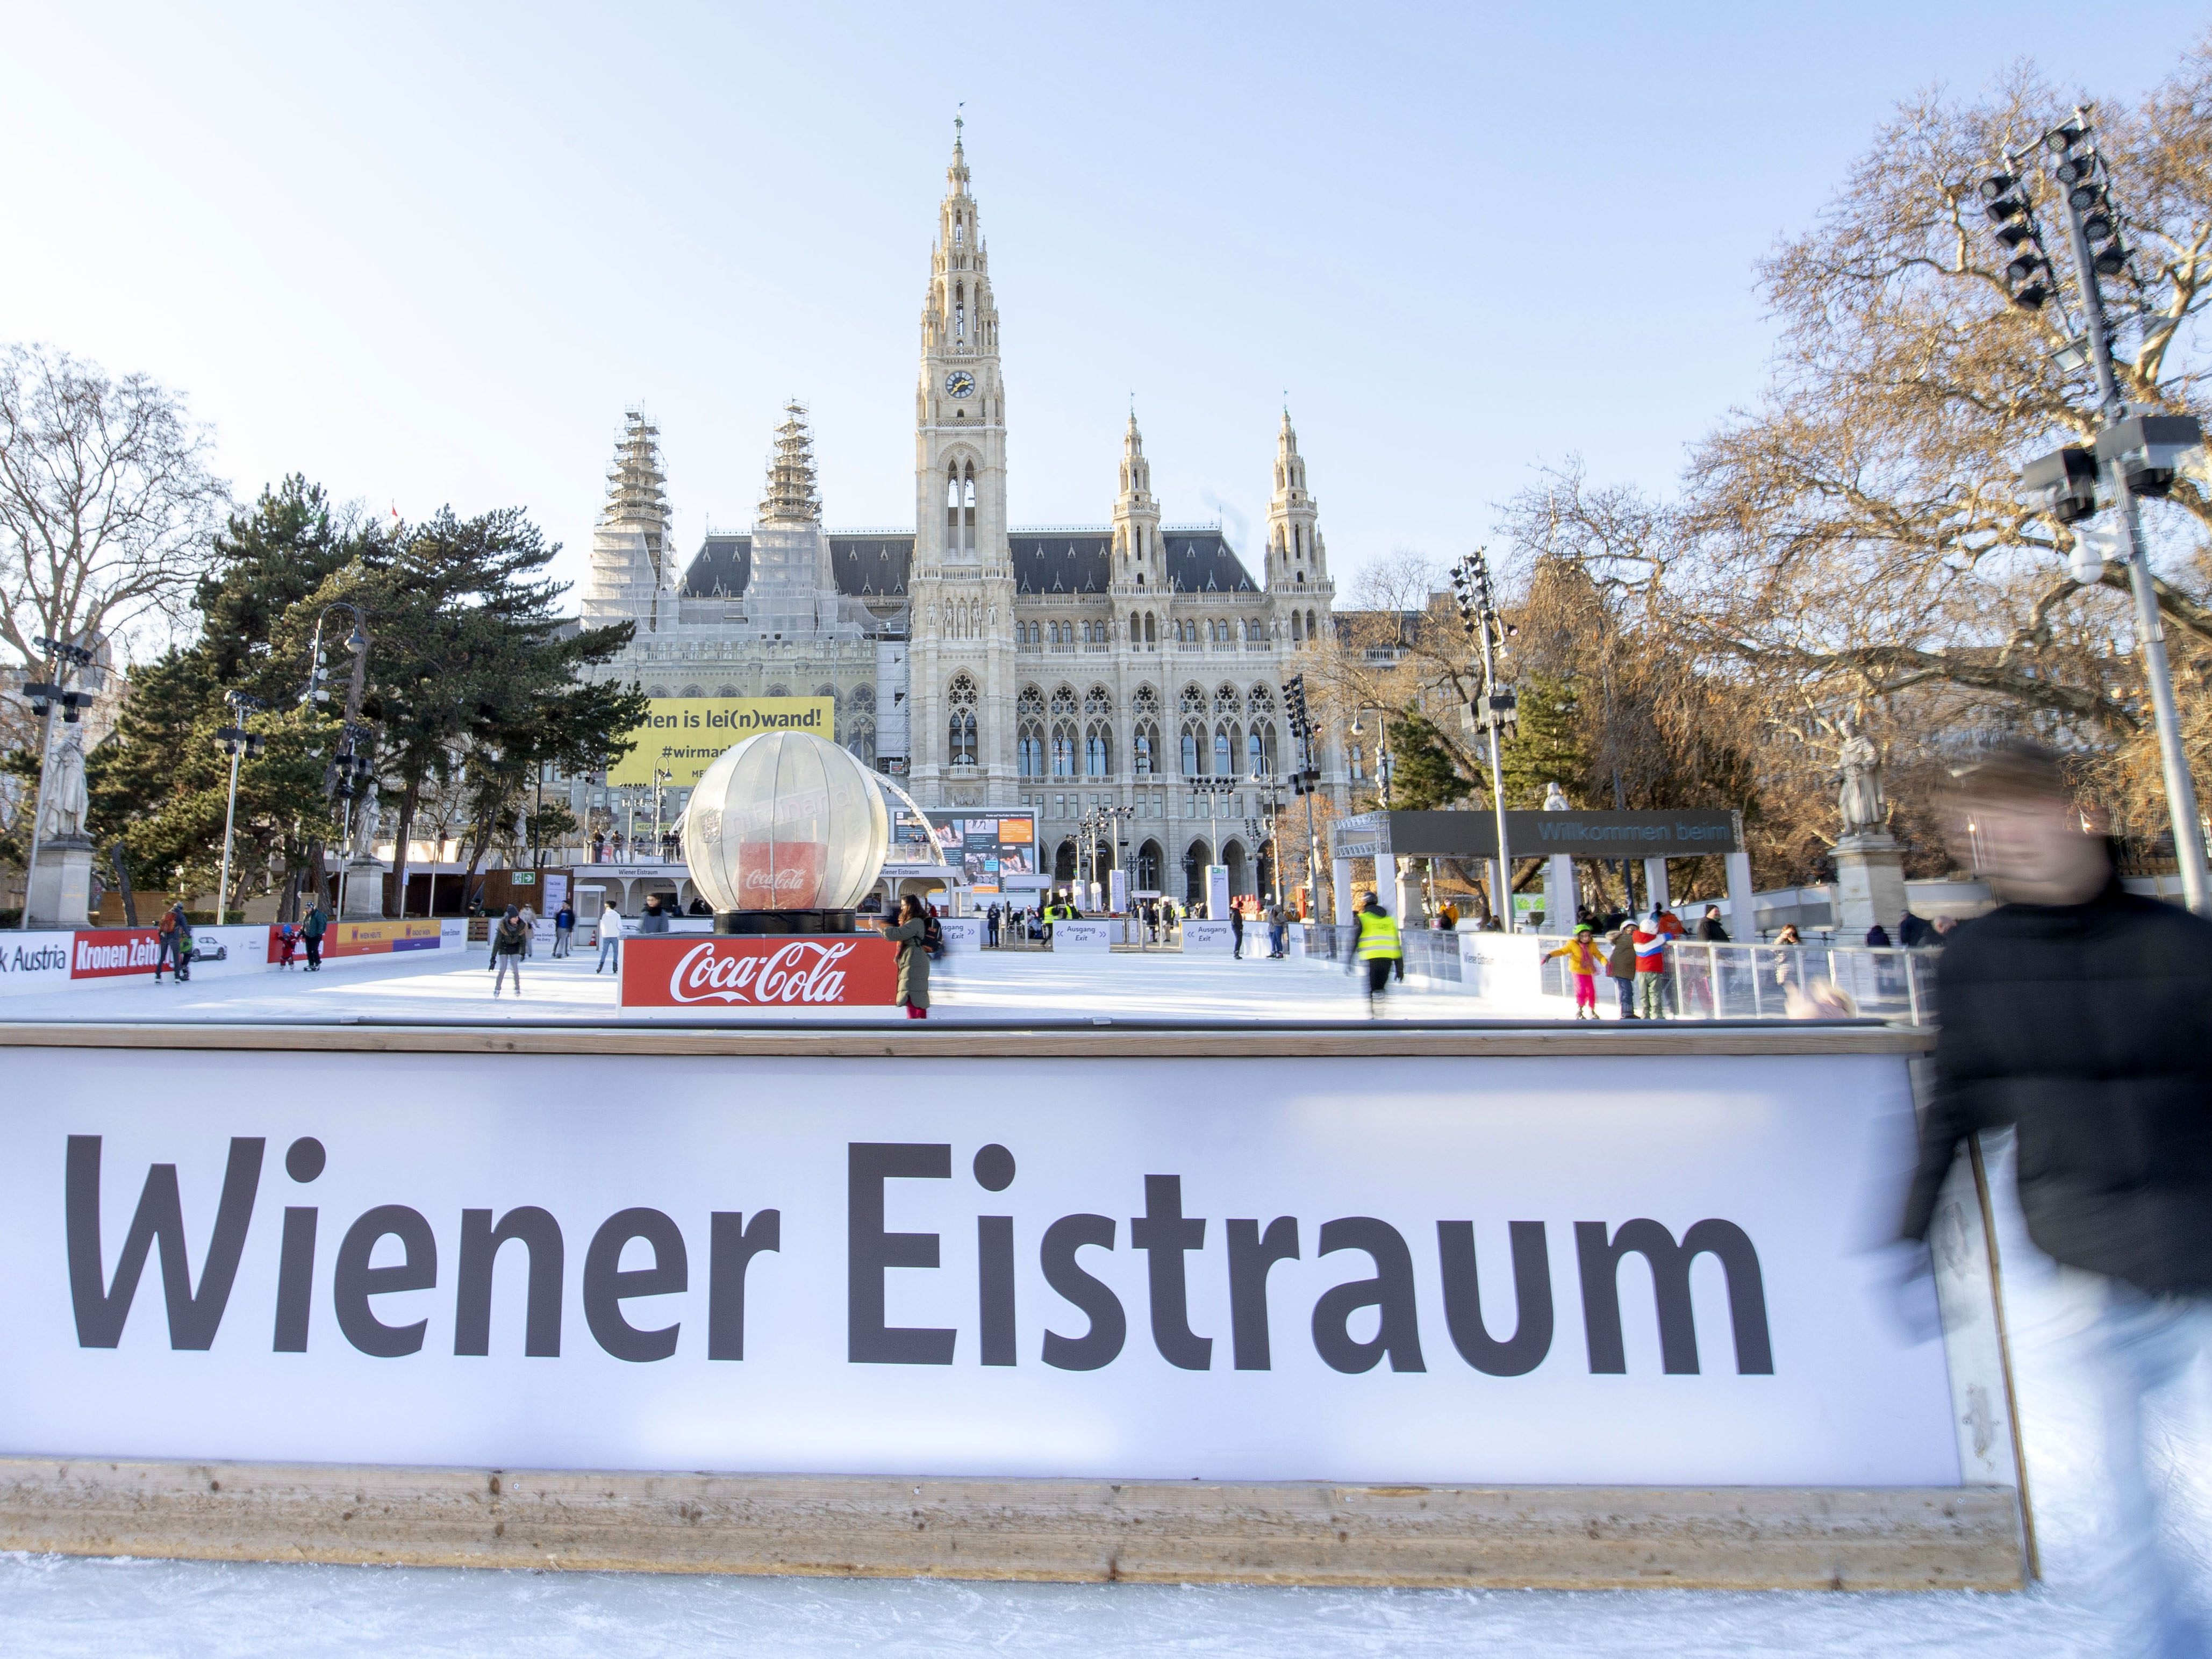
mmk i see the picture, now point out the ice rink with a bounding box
[0,938,1408,1026]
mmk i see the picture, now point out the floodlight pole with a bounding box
[2050,146,2210,912]
[16,666,60,932]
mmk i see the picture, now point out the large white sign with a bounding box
[1181,919,1234,954]
[0,1049,1959,1487]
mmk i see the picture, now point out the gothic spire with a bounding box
[758,401,822,526]
[602,409,669,530]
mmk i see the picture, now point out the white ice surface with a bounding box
[0,940,1414,1026]
[1,961,2204,1653]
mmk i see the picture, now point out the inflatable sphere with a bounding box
[681,731,890,914]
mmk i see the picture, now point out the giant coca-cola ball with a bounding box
[682,731,890,914]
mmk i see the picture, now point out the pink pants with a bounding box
[1572,972,1597,1012]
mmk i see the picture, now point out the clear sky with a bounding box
[1,3,2199,617]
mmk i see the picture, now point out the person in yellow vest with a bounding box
[1351,891,1404,1011]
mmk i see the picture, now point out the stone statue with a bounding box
[353,779,380,854]
[39,733,89,842]
[1542,782,1570,811]
[1837,724,1886,837]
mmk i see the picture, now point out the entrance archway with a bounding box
[1224,839,1250,899]
[1136,839,1162,893]
[1183,838,1211,907]
[1054,839,1078,883]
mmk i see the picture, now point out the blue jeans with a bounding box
[2082,1275,2212,1658]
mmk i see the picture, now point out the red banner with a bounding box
[619,934,897,1009]
[70,928,163,979]
[732,840,827,910]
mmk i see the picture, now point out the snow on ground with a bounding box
[0,959,2203,1654]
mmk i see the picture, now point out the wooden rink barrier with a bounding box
[0,1020,2032,1591]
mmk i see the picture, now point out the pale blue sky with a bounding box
[1,3,2199,611]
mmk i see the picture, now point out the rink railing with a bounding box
[1304,925,1937,1022]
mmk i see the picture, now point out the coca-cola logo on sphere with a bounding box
[619,935,898,1008]
[734,841,826,910]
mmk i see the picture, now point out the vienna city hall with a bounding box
[578,135,1347,904]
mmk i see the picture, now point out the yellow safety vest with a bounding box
[1356,909,1403,960]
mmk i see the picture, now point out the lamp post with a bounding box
[652,768,673,861]
[1980,111,2209,913]
[1449,550,1520,928]
[300,604,370,918]
[1284,674,1326,920]
[213,693,268,925]
[16,634,97,929]
[1189,775,1236,912]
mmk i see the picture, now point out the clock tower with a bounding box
[909,124,1016,807]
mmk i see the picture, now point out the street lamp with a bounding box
[301,604,370,918]
[1981,111,2211,914]
[1188,775,1237,912]
[1283,674,1327,920]
[1449,549,1520,928]
[16,634,97,930]
[213,692,268,925]
[652,768,674,860]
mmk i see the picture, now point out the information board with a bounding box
[609,698,836,787]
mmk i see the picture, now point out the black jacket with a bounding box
[1902,876,2212,1291]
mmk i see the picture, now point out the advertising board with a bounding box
[317,920,444,960]
[619,934,898,1009]
[608,698,836,788]
[926,812,1037,893]
[0,1046,1977,1490]
[1049,919,1112,952]
[0,933,74,998]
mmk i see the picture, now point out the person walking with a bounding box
[1544,924,1603,1019]
[985,903,1001,948]
[1633,906,1672,1019]
[1230,903,1245,959]
[1899,741,2212,1659]
[885,893,933,1020]
[595,904,625,974]
[153,902,189,985]
[1698,905,1730,942]
[518,903,538,958]
[1348,891,1403,1013]
[552,902,575,959]
[301,900,327,971]
[639,895,670,934]
[1605,924,1639,1018]
[490,904,527,997]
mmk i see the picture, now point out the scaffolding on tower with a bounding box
[759,401,822,526]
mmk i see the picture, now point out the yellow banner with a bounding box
[609,698,836,786]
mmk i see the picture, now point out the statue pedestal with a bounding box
[1832,832,1907,941]
[25,836,96,929]
[340,857,388,918]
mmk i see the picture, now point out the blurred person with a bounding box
[153,901,188,984]
[552,900,575,958]
[518,903,537,957]
[1698,904,1730,942]
[300,900,327,971]
[1865,920,1892,948]
[1900,740,2212,1659]
[1347,890,1402,1012]
[595,904,625,974]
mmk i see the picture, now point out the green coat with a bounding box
[884,917,930,1010]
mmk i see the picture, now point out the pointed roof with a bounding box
[757,401,822,526]
[602,409,668,528]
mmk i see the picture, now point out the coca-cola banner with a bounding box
[620,934,898,1008]
[0,1043,2003,1492]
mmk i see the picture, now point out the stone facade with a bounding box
[579,135,1344,903]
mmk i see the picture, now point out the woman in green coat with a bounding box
[885,895,932,1019]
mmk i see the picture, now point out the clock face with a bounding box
[946,370,976,399]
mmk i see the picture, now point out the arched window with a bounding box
[1134,728,1155,776]
[1144,613,1157,646]
[717,684,741,697]
[1306,609,1318,642]
[1247,728,1267,775]
[850,685,875,713]
[1214,727,1232,775]
[847,721,877,769]
[1017,687,1044,778]
[1181,725,1201,776]
[948,674,978,766]
[1050,687,1078,777]
[681,684,704,698]
[1085,723,1111,777]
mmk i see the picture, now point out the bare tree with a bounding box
[0,344,228,675]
